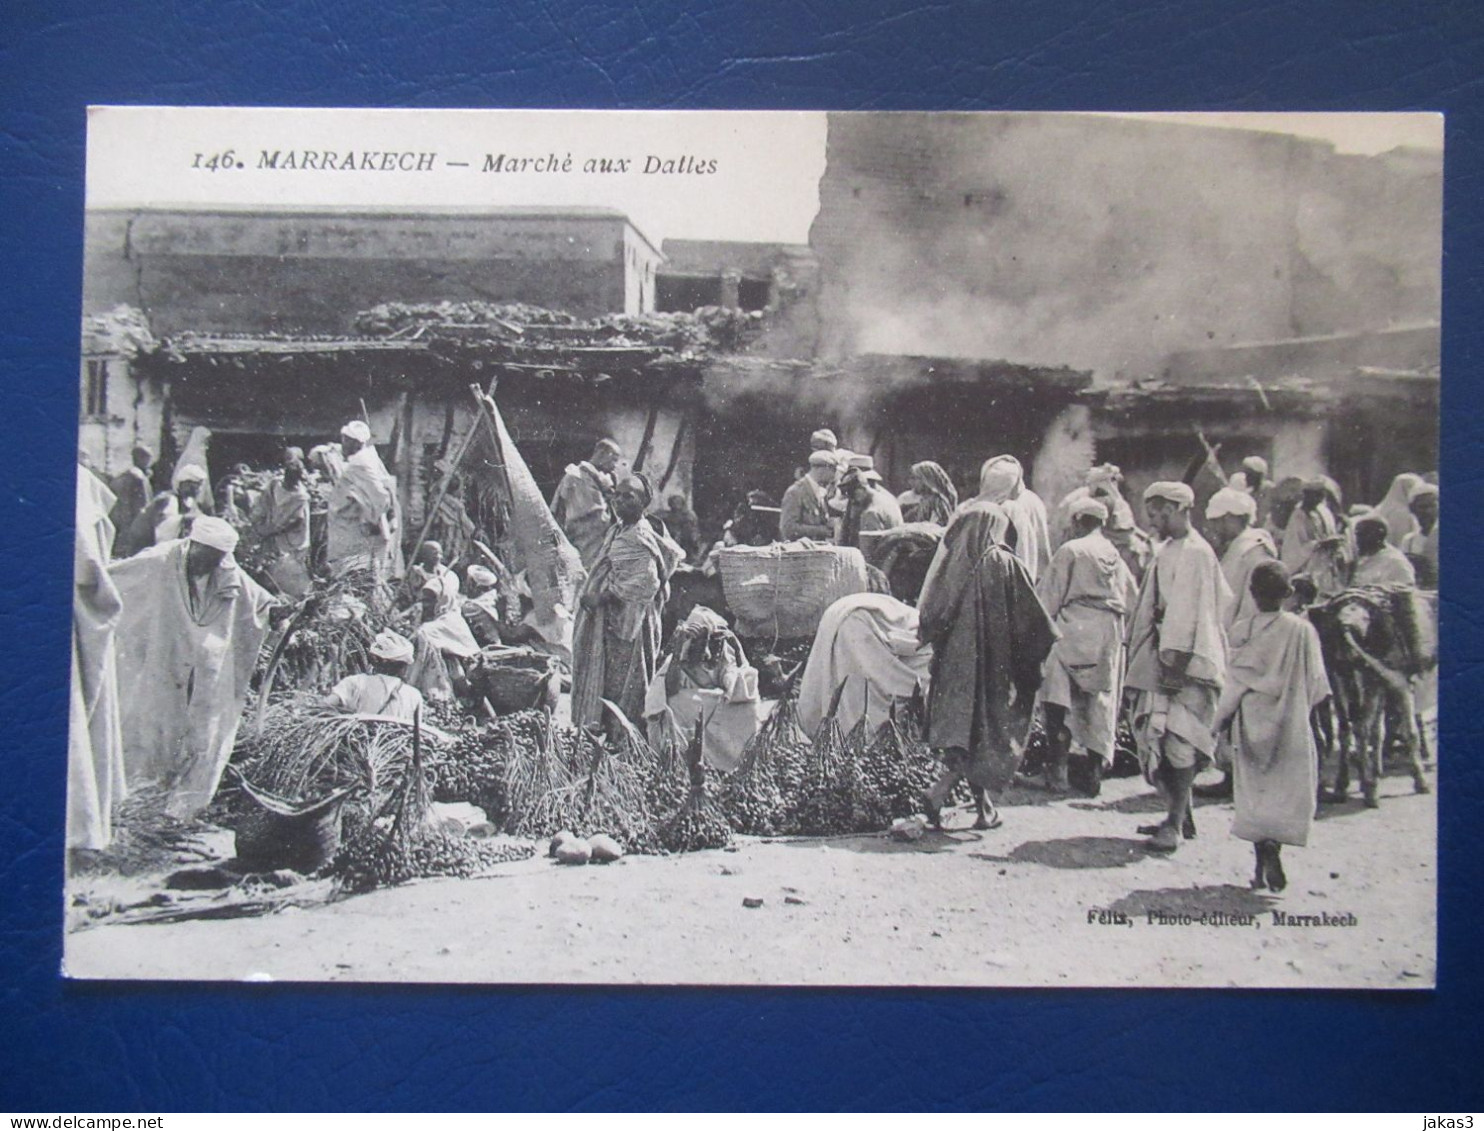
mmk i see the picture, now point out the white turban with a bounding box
[807,450,838,469]
[188,515,239,553]
[1068,496,1109,523]
[173,463,207,485]
[810,429,838,450]
[369,629,415,664]
[467,564,498,590]
[1143,481,1195,508]
[341,420,372,443]
[1206,487,1257,521]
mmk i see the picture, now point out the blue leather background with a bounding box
[3,0,1482,1112]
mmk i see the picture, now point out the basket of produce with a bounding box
[717,543,870,640]
[466,646,561,713]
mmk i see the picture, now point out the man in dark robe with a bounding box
[916,498,1056,829]
[570,474,686,732]
[107,443,155,558]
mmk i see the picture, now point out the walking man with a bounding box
[917,496,1056,830]
[1125,481,1231,852]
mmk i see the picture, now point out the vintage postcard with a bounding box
[64,107,1440,986]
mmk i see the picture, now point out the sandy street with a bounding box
[63,769,1435,989]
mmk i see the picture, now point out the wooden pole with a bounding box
[402,378,500,592]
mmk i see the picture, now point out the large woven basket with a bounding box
[717,544,870,640]
[232,775,354,874]
[469,646,559,713]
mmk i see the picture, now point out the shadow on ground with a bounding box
[1068,791,1165,815]
[971,835,1149,870]
[769,831,966,855]
[1067,789,1232,817]
[1107,883,1278,918]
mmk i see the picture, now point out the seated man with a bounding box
[461,562,509,648]
[405,540,481,699]
[324,629,424,721]
[644,606,763,772]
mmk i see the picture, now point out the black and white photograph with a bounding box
[64,106,1441,987]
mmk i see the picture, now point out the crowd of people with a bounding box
[547,431,1439,890]
[70,417,1441,895]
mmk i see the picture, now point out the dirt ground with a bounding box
[63,767,1435,989]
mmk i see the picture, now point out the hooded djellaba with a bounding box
[916,496,1057,827]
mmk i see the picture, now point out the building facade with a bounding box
[84,205,664,335]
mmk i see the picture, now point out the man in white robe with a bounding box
[110,517,277,817]
[326,420,396,579]
[1206,487,1279,632]
[1195,487,1279,800]
[68,468,128,851]
[1125,481,1231,853]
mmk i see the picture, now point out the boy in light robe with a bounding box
[1037,497,1136,796]
[1195,486,1279,803]
[1215,561,1331,892]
